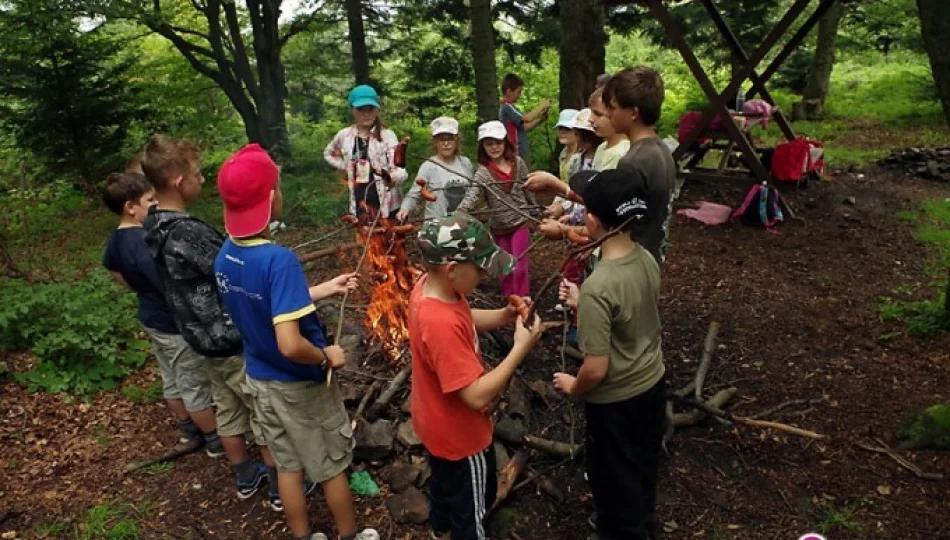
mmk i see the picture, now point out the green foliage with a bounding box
[818,503,864,534]
[0,273,149,396]
[76,498,143,540]
[142,462,174,476]
[0,1,143,186]
[878,297,950,338]
[121,381,164,404]
[898,404,950,450]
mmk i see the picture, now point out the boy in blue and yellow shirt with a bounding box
[214,144,378,540]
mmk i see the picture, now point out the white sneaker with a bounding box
[309,534,327,540]
[554,303,568,312]
[356,529,381,540]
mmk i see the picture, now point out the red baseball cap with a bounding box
[218,144,279,237]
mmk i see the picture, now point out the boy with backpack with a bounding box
[554,168,667,540]
[410,213,544,540]
[213,143,378,540]
[602,66,677,265]
[100,172,219,450]
[140,135,280,508]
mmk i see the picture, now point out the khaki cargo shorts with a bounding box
[208,355,264,443]
[145,327,214,412]
[245,377,354,483]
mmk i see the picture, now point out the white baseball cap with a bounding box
[430,116,459,136]
[478,120,507,141]
[573,108,596,133]
[555,109,579,129]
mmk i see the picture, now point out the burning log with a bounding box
[367,365,412,422]
[298,242,359,263]
[490,451,529,512]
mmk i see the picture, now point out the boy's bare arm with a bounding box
[471,305,520,332]
[108,271,131,291]
[275,319,345,369]
[522,100,552,124]
[458,315,542,410]
[554,354,608,397]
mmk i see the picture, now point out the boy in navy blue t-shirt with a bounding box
[101,172,221,453]
[214,144,379,540]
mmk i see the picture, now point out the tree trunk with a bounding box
[792,2,843,121]
[558,0,606,111]
[469,0,499,124]
[917,0,950,129]
[345,0,371,85]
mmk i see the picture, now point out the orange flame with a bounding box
[358,207,416,363]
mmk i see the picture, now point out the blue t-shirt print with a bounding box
[102,227,178,334]
[214,238,329,383]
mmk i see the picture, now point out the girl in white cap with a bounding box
[397,117,473,222]
[567,108,602,177]
[457,120,537,297]
[324,84,407,219]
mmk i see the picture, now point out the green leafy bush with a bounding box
[0,272,149,395]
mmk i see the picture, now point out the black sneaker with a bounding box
[236,462,268,499]
[205,438,226,459]
[268,478,316,512]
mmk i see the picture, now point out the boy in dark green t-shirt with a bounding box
[554,168,667,540]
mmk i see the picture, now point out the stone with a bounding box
[898,404,950,450]
[340,383,364,406]
[494,442,510,473]
[389,462,422,493]
[386,486,430,524]
[396,421,422,448]
[927,160,940,177]
[354,420,394,461]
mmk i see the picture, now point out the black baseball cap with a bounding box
[569,168,651,228]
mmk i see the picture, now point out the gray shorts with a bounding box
[145,327,214,412]
[245,377,353,482]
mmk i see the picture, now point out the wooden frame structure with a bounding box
[618,0,838,184]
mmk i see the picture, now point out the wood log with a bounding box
[672,388,737,427]
[490,451,529,512]
[123,440,202,474]
[367,365,412,422]
[694,321,721,400]
[298,242,359,263]
[493,426,581,458]
[351,380,382,430]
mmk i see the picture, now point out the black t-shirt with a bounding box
[102,227,179,334]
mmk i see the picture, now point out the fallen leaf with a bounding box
[663,521,679,533]
[877,484,892,495]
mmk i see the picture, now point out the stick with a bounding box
[123,440,202,474]
[298,242,359,263]
[329,209,385,387]
[672,388,738,427]
[351,380,382,430]
[412,153,541,225]
[291,225,349,252]
[559,307,576,458]
[694,321,721,400]
[670,391,825,439]
[516,233,547,262]
[523,215,640,328]
[494,427,582,458]
[854,439,944,481]
[748,398,824,420]
[490,451,529,512]
[366,365,412,422]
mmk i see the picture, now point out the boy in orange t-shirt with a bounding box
[409,213,543,540]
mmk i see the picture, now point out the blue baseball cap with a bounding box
[348,85,380,109]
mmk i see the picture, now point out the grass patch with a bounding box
[29,498,151,539]
[879,297,950,337]
[121,380,164,404]
[91,425,111,446]
[818,503,864,534]
[31,520,70,538]
[142,462,174,476]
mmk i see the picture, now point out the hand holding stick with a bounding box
[522,215,638,328]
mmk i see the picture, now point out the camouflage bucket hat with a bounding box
[417,212,516,276]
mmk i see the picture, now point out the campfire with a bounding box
[355,205,418,363]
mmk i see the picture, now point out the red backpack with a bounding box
[771,137,824,182]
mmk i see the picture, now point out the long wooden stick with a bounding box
[670,391,825,439]
[123,440,202,474]
[523,214,639,328]
[490,451,529,512]
[291,225,349,252]
[412,153,541,225]
[298,242,359,263]
[351,380,382,430]
[329,208,384,387]
[694,321,721,400]
[854,439,944,481]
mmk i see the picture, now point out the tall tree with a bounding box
[558,0,605,110]
[345,0,371,84]
[469,0,499,123]
[917,0,950,128]
[88,1,327,161]
[791,2,844,120]
[0,1,140,187]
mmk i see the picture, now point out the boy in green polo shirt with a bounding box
[553,168,667,540]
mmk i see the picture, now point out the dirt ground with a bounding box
[3,168,950,539]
